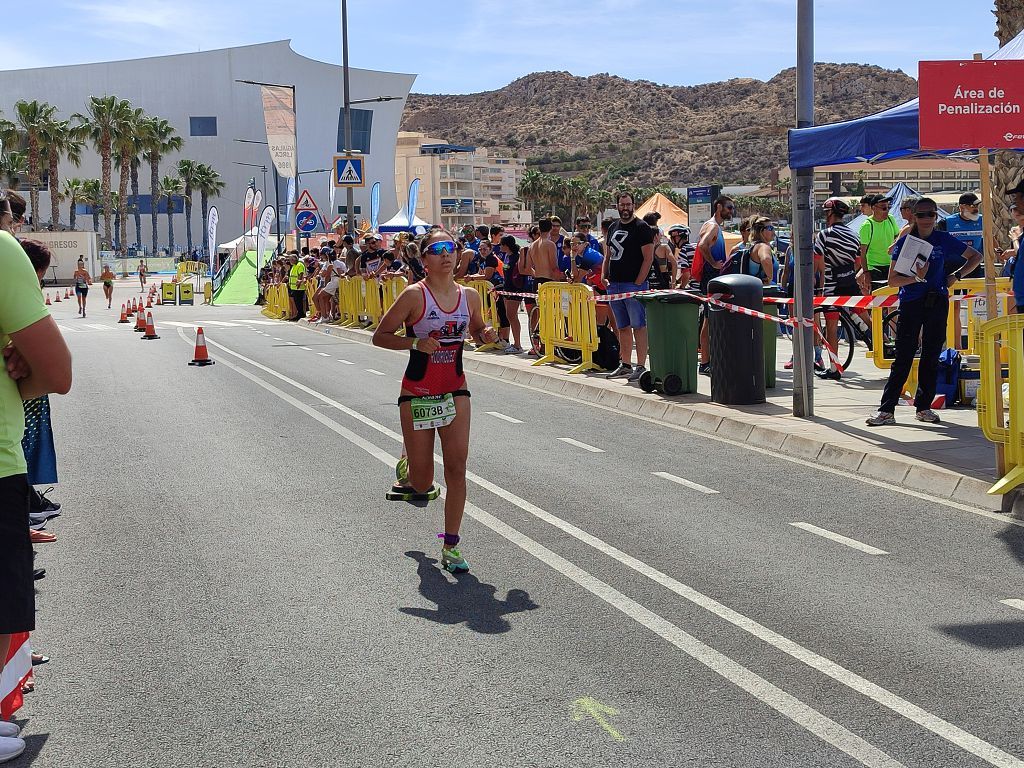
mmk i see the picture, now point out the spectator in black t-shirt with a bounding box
[601,192,654,382]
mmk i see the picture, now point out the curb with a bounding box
[300,319,997,512]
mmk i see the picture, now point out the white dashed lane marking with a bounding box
[338,360,354,365]
[557,437,604,453]
[486,412,523,424]
[1000,599,1024,612]
[789,523,889,556]
[365,369,386,376]
[652,472,719,495]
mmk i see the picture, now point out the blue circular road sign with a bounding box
[295,210,319,232]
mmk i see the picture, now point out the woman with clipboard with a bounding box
[866,198,982,427]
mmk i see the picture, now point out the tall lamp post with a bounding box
[792,0,816,418]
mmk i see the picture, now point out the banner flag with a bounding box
[207,205,218,260]
[370,181,380,232]
[243,187,255,233]
[255,205,275,270]
[407,178,420,228]
[259,85,296,179]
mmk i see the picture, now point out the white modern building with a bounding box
[0,40,415,252]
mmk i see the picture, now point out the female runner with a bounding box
[100,264,115,308]
[372,228,498,573]
[73,258,92,317]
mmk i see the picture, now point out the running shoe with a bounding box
[441,546,469,573]
[698,362,712,376]
[915,409,941,424]
[814,357,825,371]
[31,487,60,512]
[606,363,633,379]
[28,508,60,524]
[865,411,896,427]
[627,365,646,383]
[815,369,841,381]
[395,455,409,485]
[783,359,794,370]
[504,344,524,355]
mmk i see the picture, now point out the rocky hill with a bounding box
[401,64,918,187]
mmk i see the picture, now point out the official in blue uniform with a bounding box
[945,192,984,278]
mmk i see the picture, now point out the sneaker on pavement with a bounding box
[627,365,646,383]
[28,508,60,524]
[698,362,712,376]
[0,736,25,763]
[606,363,633,379]
[31,487,60,513]
[814,358,826,371]
[816,369,841,381]
[441,546,470,573]
[0,723,19,739]
[504,344,524,355]
[783,359,794,370]
[865,411,896,427]
[915,409,941,424]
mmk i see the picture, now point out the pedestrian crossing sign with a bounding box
[333,155,365,188]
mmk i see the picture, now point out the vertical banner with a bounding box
[252,189,263,225]
[207,205,218,263]
[370,181,380,233]
[243,187,255,234]
[259,85,296,180]
[329,179,336,226]
[255,205,276,270]
[407,178,420,228]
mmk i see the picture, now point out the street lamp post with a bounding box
[792,0,815,418]
[235,138,283,255]
[341,0,355,235]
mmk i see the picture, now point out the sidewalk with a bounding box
[301,318,998,510]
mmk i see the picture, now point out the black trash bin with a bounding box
[707,274,765,405]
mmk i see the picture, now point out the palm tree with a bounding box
[110,191,121,250]
[75,96,123,248]
[194,163,225,257]
[993,1,1024,247]
[41,119,85,229]
[517,169,546,216]
[62,177,84,230]
[110,102,143,256]
[157,175,184,255]
[13,100,58,230]
[0,151,27,190]
[81,179,102,233]
[138,117,182,256]
[176,158,201,254]
[129,156,143,249]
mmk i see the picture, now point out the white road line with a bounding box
[84,324,111,331]
[653,471,719,495]
[1000,599,1024,612]
[195,332,1024,768]
[365,368,385,376]
[317,352,331,357]
[164,321,199,328]
[283,341,297,346]
[198,320,239,327]
[56,324,82,332]
[557,437,604,453]
[190,331,903,768]
[299,346,312,351]
[338,359,354,365]
[486,411,523,424]
[273,337,282,341]
[789,523,889,556]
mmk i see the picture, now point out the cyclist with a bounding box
[813,198,866,380]
[372,229,498,573]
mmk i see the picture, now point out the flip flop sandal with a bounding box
[30,530,56,543]
[31,653,49,666]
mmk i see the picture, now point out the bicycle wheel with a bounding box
[528,305,543,356]
[813,307,854,372]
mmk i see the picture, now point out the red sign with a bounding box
[919,60,1024,150]
[293,189,318,213]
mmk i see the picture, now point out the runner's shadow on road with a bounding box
[997,525,1024,567]
[399,550,538,634]
[9,728,49,765]
[936,620,1024,649]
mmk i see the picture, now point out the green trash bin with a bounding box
[636,291,701,395]
[762,285,783,389]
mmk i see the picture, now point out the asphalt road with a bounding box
[16,282,1024,767]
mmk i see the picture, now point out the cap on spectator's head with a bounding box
[1006,180,1024,197]
[872,194,891,206]
[342,235,354,244]
[462,224,475,234]
[365,232,380,241]
[823,197,851,216]
[959,192,981,206]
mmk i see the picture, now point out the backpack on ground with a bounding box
[594,321,621,371]
[935,348,962,407]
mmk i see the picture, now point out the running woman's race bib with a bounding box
[410,393,456,430]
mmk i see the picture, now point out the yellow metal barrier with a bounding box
[175,260,206,282]
[381,276,408,314]
[339,278,365,327]
[306,281,317,319]
[977,313,1024,495]
[458,280,503,352]
[261,283,289,320]
[959,278,1012,355]
[363,278,384,329]
[531,281,600,374]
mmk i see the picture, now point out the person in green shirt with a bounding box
[287,252,306,321]
[0,225,72,741]
[859,194,901,285]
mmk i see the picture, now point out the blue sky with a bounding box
[14,1,1002,93]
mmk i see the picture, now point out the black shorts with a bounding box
[827,278,861,297]
[398,389,471,405]
[0,474,35,634]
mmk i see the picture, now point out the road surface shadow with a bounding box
[400,550,538,634]
[937,620,1024,650]
[8,726,49,765]
[997,524,1024,567]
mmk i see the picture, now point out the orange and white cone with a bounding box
[134,307,147,332]
[118,304,129,323]
[45,294,51,306]
[53,291,61,303]
[145,295,153,309]
[141,311,160,340]
[64,288,70,299]
[188,327,214,366]
[156,293,162,306]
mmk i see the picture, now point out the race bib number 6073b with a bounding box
[410,393,457,430]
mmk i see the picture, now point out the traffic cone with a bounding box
[134,308,147,332]
[141,311,159,340]
[156,293,162,306]
[63,288,69,299]
[45,294,51,305]
[54,292,61,303]
[145,295,153,308]
[188,327,214,366]
[118,304,129,323]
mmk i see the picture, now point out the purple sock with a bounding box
[438,532,460,547]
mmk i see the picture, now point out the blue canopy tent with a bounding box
[788,28,1024,169]
[846,181,951,231]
